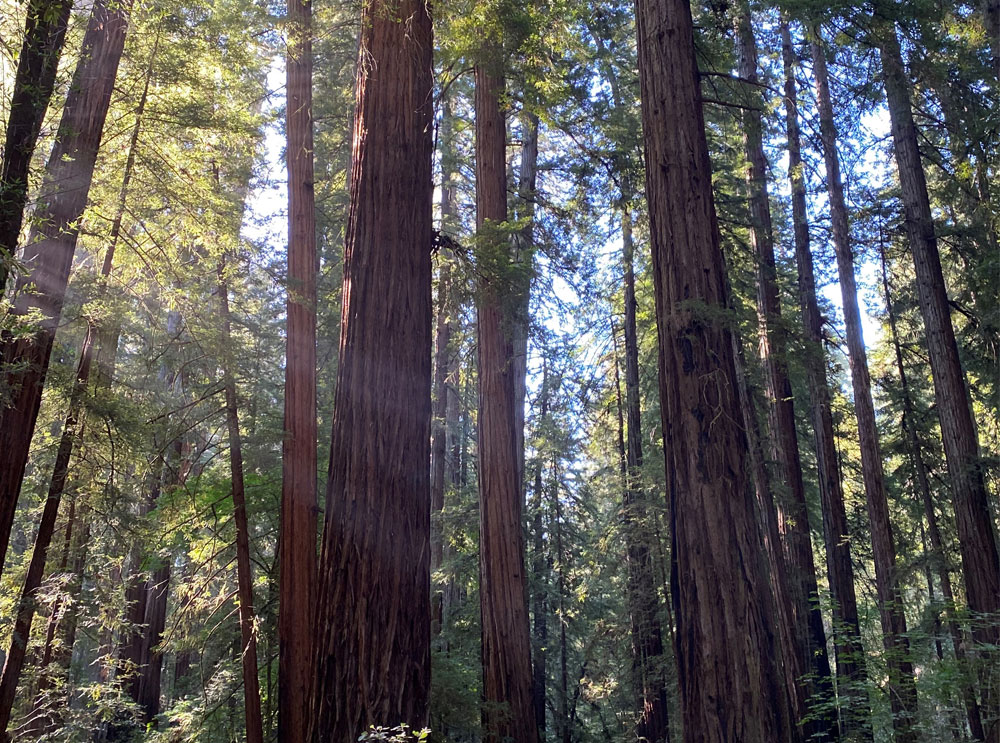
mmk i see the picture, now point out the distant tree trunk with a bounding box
[279,0,318,739]
[877,26,1000,723]
[0,0,131,579]
[780,22,870,739]
[877,241,986,742]
[810,27,919,742]
[135,560,170,723]
[0,0,73,292]
[634,0,793,739]
[734,15,834,740]
[475,53,539,743]
[551,464,570,743]
[310,2,434,740]
[618,209,671,743]
[531,456,548,741]
[219,261,265,743]
[511,112,539,500]
[985,0,999,77]
[27,501,89,738]
[431,92,459,637]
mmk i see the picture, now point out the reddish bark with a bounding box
[0,0,73,291]
[0,0,131,579]
[310,1,434,739]
[619,212,671,743]
[734,17,834,739]
[279,0,318,740]
[811,28,919,741]
[877,27,1000,727]
[219,262,264,743]
[781,23,870,738]
[634,0,792,739]
[475,57,539,743]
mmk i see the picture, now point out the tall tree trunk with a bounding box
[431,92,459,638]
[279,0,318,739]
[619,210,671,743]
[877,241,986,742]
[0,0,73,292]
[10,46,153,729]
[780,21,870,740]
[511,112,539,501]
[810,28,919,742]
[877,26,1000,726]
[634,0,793,739]
[475,52,539,743]
[310,2,434,739]
[219,261,265,743]
[531,457,548,741]
[0,342,91,740]
[552,464,570,743]
[734,15,835,740]
[0,0,131,579]
[730,330,804,742]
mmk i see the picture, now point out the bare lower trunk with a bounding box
[734,16,834,739]
[0,0,131,580]
[475,56,539,743]
[0,0,73,292]
[811,27,919,742]
[635,0,792,739]
[731,333,804,742]
[310,3,434,739]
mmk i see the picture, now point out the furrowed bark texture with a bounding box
[475,59,539,743]
[878,27,1000,715]
[280,0,318,740]
[730,331,803,741]
[634,0,792,739]
[0,0,73,292]
[621,210,671,743]
[781,24,870,739]
[219,263,264,743]
[734,16,834,740]
[311,2,434,739]
[0,0,130,579]
[811,29,919,742]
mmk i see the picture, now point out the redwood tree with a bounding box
[634,0,792,739]
[310,1,435,739]
[279,0,318,740]
[733,12,834,739]
[781,19,869,736]
[0,0,73,292]
[475,49,539,743]
[0,0,131,579]
[877,24,1000,718]
[811,27,919,741]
